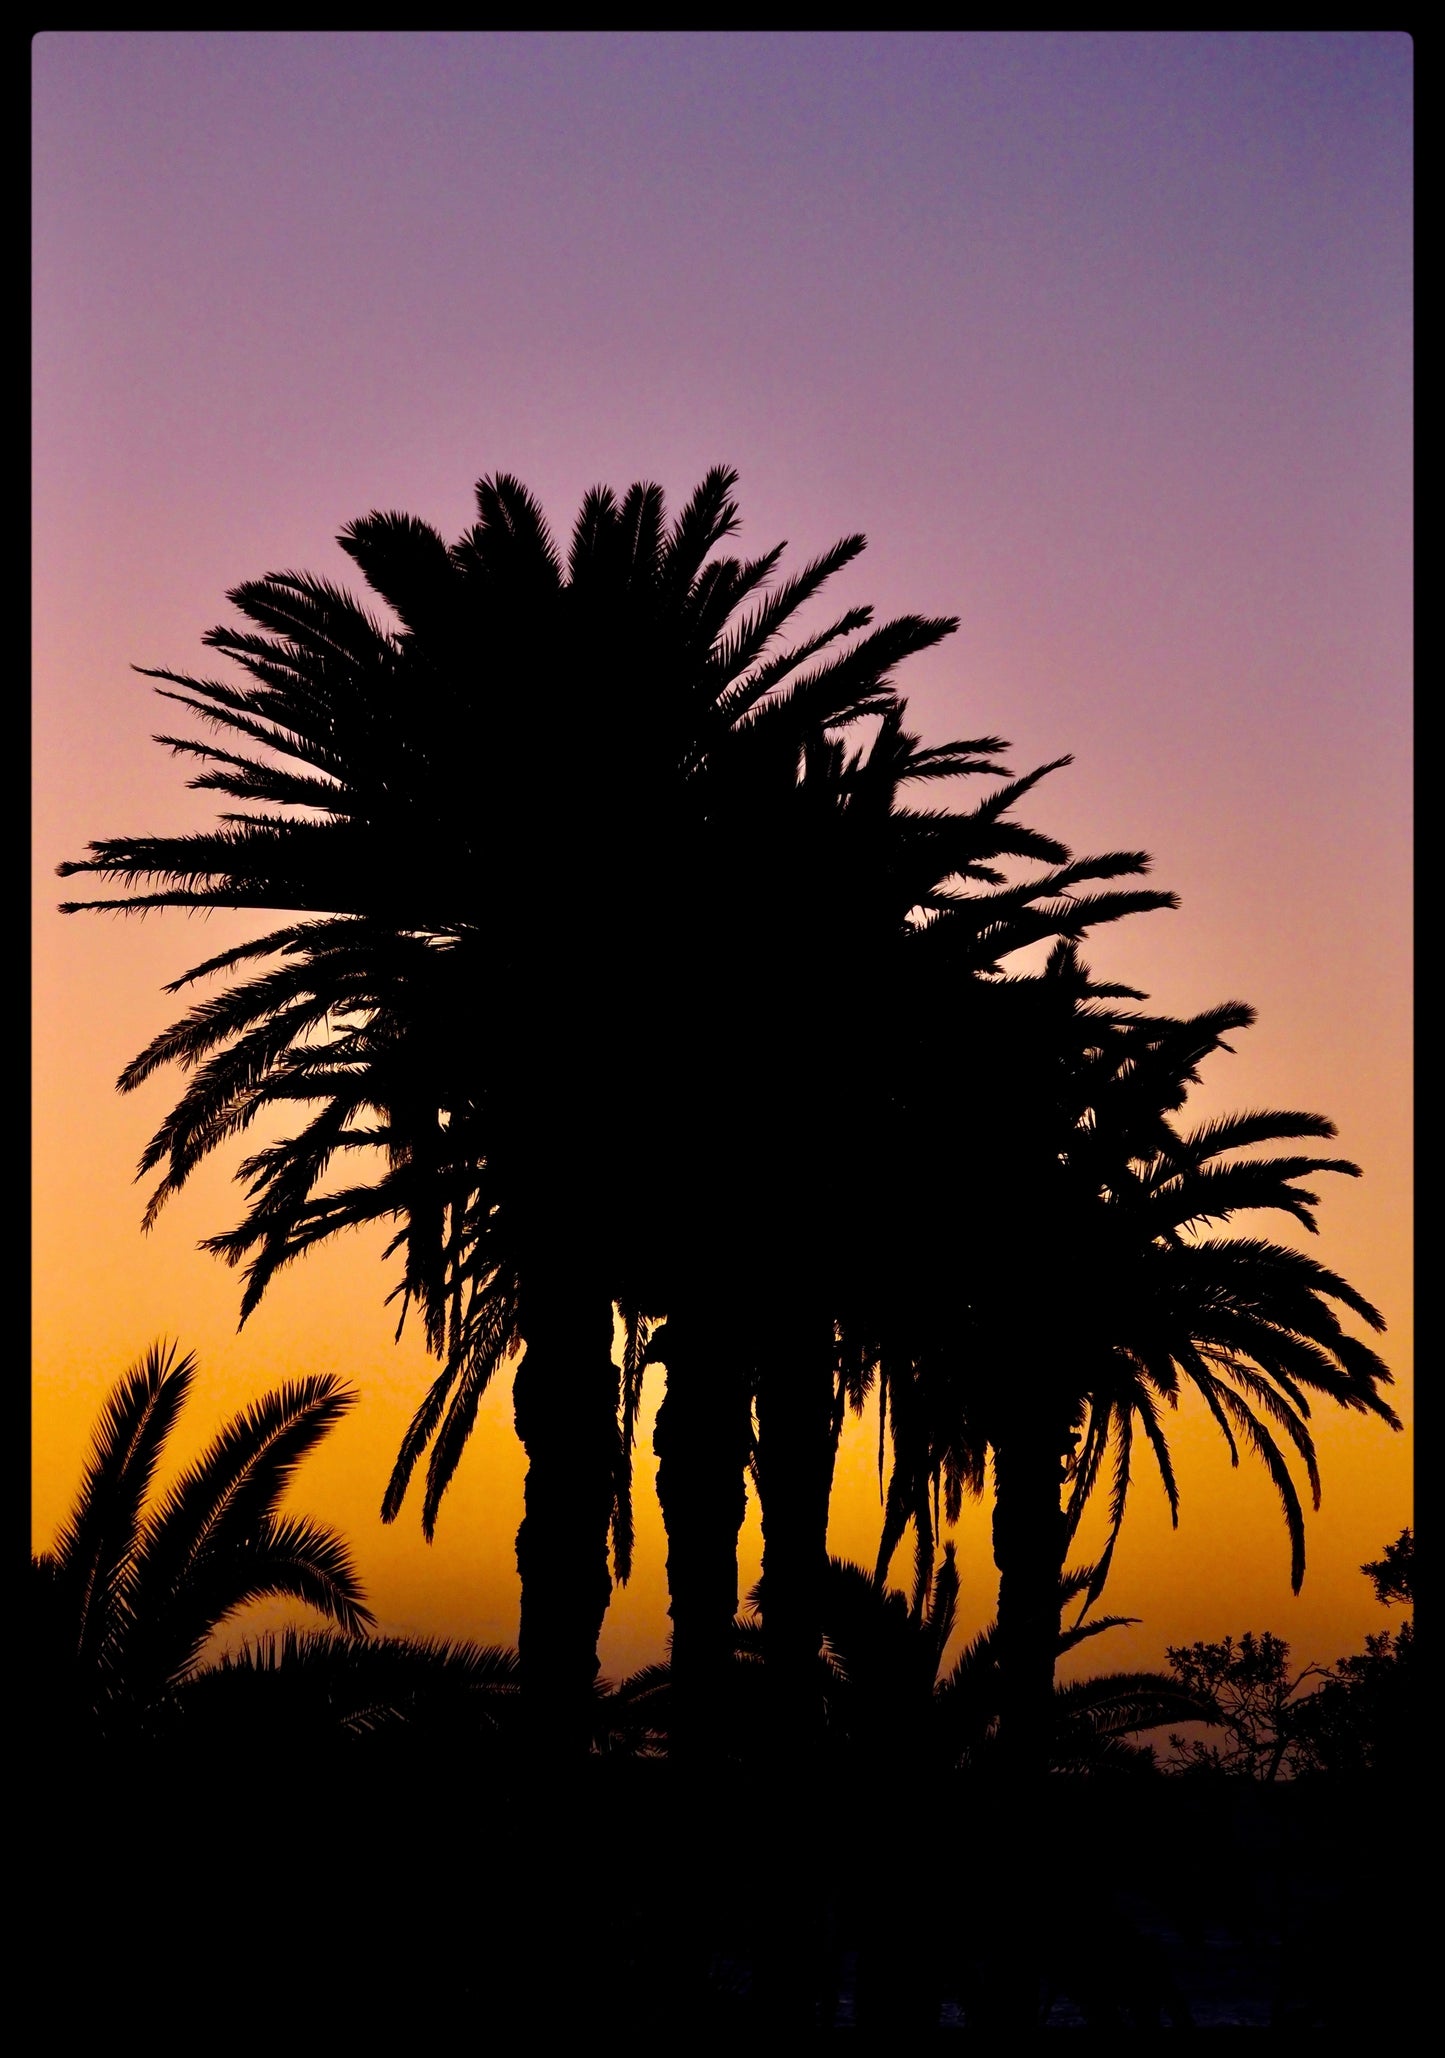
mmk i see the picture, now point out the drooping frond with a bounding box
[382,1355,467,1526]
[420,1329,513,1541]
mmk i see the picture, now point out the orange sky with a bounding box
[33,32,1411,1689]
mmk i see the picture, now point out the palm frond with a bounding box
[48,1342,196,1674]
[132,1375,359,1648]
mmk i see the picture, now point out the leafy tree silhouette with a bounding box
[1168,1527,1416,1778]
[1362,1525,1413,1607]
[1164,1631,1328,1779]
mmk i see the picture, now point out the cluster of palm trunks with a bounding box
[52,470,1402,2022]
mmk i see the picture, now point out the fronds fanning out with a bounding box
[33,1346,368,1740]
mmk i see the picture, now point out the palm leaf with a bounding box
[48,1342,196,1675]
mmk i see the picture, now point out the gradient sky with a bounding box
[33,31,1412,1686]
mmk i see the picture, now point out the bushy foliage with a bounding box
[1164,1530,1414,1778]
[1361,1527,1414,1608]
[1164,1632,1324,1779]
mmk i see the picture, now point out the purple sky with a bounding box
[33,33,1412,1677]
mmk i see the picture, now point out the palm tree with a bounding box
[846,947,1398,2032]
[725,816,1178,1766]
[176,1626,522,1753]
[640,704,1181,1767]
[32,1341,371,1744]
[729,706,1187,1757]
[57,467,969,1755]
[869,944,1401,1780]
[709,1549,1207,1774]
[594,1548,1212,1773]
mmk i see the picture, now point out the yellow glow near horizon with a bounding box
[33,31,1411,1697]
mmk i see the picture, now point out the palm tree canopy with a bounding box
[866,943,1399,1604]
[33,1343,371,1736]
[175,1627,521,1750]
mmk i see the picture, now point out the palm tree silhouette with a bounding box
[869,944,1400,1779]
[57,467,972,1754]
[645,706,1180,1765]
[703,1549,1206,1774]
[593,1549,1209,1777]
[737,823,1176,1763]
[32,1341,371,1743]
[834,945,1396,2031]
[178,1625,521,1751]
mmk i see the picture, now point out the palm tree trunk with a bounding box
[651,1304,752,1769]
[974,1407,1074,2029]
[512,1287,620,1760]
[745,1304,837,2027]
[990,1415,1072,1779]
[754,1304,836,1763]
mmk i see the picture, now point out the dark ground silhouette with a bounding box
[34,1749,1415,2032]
